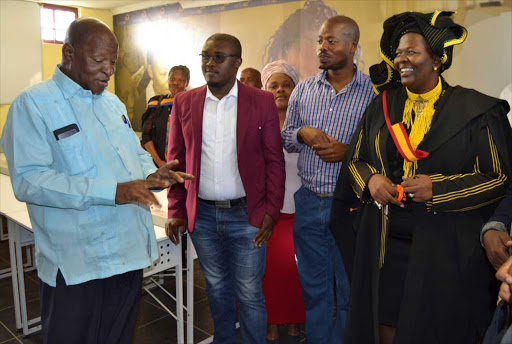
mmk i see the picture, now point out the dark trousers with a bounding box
[39,269,143,344]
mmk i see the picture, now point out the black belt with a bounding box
[198,197,246,208]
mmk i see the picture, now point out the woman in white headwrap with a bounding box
[261,60,305,343]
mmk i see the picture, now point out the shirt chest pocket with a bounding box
[56,132,96,176]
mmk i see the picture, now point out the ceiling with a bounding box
[23,0,245,14]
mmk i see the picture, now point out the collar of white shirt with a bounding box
[205,80,238,101]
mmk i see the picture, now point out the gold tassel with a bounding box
[402,78,442,176]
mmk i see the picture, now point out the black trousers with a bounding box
[39,269,143,344]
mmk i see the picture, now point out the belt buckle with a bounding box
[214,200,231,208]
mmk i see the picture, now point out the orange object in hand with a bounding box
[395,184,404,201]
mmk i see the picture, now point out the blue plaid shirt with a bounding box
[282,68,375,194]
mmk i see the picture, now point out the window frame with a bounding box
[40,3,78,44]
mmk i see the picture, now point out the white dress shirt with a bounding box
[198,82,246,201]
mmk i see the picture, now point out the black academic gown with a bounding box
[330,83,512,344]
[141,94,173,162]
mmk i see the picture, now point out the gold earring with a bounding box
[433,66,438,71]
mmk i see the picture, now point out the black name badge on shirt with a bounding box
[53,124,80,141]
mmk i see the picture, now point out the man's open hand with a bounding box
[115,159,193,207]
[115,179,168,207]
[148,160,194,187]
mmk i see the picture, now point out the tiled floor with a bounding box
[0,230,306,343]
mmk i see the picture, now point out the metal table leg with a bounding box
[8,219,21,330]
[186,234,194,344]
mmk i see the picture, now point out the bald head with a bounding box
[323,16,360,44]
[65,17,117,48]
[205,33,242,57]
[240,68,262,89]
[60,17,118,94]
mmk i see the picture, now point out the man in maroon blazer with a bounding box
[166,33,285,343]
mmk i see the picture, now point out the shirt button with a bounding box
[329,108,333,112]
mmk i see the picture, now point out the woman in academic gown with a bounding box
[330,11,512,344]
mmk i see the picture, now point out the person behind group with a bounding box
[0,17,193,343]
[165,33,285,343]
[260,60,305,343]
[482,182,512,343]
[141,65,190,167]
[281,15,375,343]
[240,67,263,89]
[330,11,512,344]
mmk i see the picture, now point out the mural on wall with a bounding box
[114,0,339,130]
[113,0,512,131]
[262,0,338,80]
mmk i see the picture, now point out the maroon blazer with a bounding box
[167,81,285,232]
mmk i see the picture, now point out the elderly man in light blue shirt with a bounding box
[0,18,192,343]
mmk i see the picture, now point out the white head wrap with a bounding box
[261,60,300,90]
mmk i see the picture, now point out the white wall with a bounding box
[445,8,512,97]
[0,0,43,103]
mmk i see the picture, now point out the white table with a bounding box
[0,173,26,241]
[0,173,40,335]
[0,174,31,278]
[0,152,8,176]
[4,209,40,335]
[143,225,184,344]
[152,190,199,344]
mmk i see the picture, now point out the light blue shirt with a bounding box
[282,68,375,194]
[0,66,158,286]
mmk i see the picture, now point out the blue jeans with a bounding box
[190,199,267,344]
[293,186,350,344]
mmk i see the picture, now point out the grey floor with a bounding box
[0,228,306,343]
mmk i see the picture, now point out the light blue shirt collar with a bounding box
[52,65,105,100]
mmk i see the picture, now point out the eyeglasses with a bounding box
[199,53,240,64]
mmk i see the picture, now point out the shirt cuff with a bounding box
[90,180,117,205]
[480,221,508,248]
[291,127,304,150]
[143,167,157,180]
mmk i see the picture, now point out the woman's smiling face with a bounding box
[265,73,295,112]
[393,33,441,94]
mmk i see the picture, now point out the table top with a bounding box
[151,189,168,227]
[0,174,27,215]
[3,209,31,229]
[0,153,7,176]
